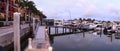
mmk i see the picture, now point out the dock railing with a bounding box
[34,22,40,36]
[32,18,40,37]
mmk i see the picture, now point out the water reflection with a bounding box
[49,31,120,51]
[115,33,120,39]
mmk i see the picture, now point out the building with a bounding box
[0,0,18,20]
[44,19,54,26]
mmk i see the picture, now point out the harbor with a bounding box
[1,15,120,51]
[1,14,120,51]
[1,0,120,51]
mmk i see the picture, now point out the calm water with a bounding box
[50,31,120,51]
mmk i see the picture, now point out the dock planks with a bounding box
[25,26,50,51]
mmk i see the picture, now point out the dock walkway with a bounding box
[0,24,29,35]
[26,26,51,51]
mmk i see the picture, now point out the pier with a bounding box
[1,0,120,51]
[0,16,120,51]
[1,17,120,51]
[0,24,31,51]
[25,17,52,51]
[25,26,51,51]
[25,19,96,51]
[47,26,93,36]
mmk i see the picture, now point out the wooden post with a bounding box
[72,27,74,33]
[13,12,21,51]
[116,27,119,35]
[28,38,32,49]
[100,25,102,37]
[110,34,113,42]
[48,27,51,35]
[55,27,57,34]
[83,32,85,38]
[69,28,71,33]
[63,27,64,34]
[57,27,58,34]
[65,27,66,33]
[70,28,71,33]
[101,25,102,33]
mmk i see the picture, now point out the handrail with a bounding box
[34,22,40,35]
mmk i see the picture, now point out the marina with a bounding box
[1,0,120,51]
[1,17,120,51]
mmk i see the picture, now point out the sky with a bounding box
[31,0,120,21]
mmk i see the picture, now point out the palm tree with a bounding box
[18,0,47,25]
[18,0,29,22]
[18,0,35,21]
[18,0,35,26]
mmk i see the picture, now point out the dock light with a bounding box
[28,38,32,49]
[48,46,53,51]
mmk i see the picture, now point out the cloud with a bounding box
[83,4,97,17]
[104,3,120,17]
[32,0,120,21]
[74,0,97,17]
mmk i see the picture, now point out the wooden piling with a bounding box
[65,27,66,33]
[55,27,57,34]
[83,32,85,38]
[70,28,72,33]
[69,28,71,33]
[13,12,21,51]
[63,27,64,34]
[48,27,51,35]
[72,27,74,33]
[56,27,58,34]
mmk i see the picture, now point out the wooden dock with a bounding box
[25,25,94,51]
[25,26,51,51]
[47,26,91,36]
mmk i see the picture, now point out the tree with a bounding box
[18,0,36,20]
[17,0,47,25]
